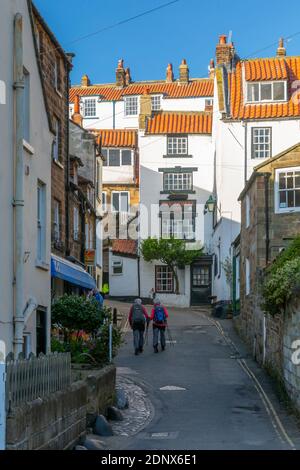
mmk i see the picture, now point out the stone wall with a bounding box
[6,365,116,450]
[283,300,300,410]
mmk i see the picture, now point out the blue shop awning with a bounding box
[51,254,96,290]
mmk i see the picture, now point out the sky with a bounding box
[34,0,300,86]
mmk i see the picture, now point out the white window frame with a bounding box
[167,135,188,155]
[112,260,123,276]
[155,266,173,293]
[102,148,133,167]
[251,127,272,159]
[245,258,250,296]
[53,200,60,242]
[124,96,138,116]
[245,194,250,228]
[111,191,130,213]
[275,166,300,214]
[164,172,193,191]
[52,117,60,162]
[37,181,46,262]
[84,98,97,118]
[151,95,161,111]
[73,206,79,241]
[235,255,240,301]
[102,191,107,211]
[246,80,287,104]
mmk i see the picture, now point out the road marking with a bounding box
[203,314,296,450]
[160,385,187,391]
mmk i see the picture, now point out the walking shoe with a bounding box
[135,349,139,355]
[139,347,143,353]
[154,346,159,353]
[161,345,165,351]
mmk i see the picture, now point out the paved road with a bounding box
[107,302,300,450]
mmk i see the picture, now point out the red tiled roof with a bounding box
[111,239,137,256]
[69,79,214,103]
[229,57,300,119]
[146,111,212,135]
[94,129,137,148]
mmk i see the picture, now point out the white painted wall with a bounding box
[109,251,139,297]
[210,70,300,301]
[103,165,134,184]
[0,0,52,355]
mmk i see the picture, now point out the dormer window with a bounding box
[246,81,287,103]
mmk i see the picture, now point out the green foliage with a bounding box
[141,237,202,293]
[51,295,123,366]
[261,237,300,315]
[51,294,105,335]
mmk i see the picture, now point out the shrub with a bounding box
[261,237,300,315]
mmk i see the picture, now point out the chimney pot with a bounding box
[219,35,227,45]
[166,63,174,83]
[179,59,189,84]
[125,67,132,86]
[72,95,83,126]
[209,59,215,79]
[81,74,90,87]
[216,34,235,65]
[277,37,286,57]
[116,59,126,87]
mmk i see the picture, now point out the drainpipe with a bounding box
[264,174,270,265]
[243,120,248,184]
[13,13,25,357]
[112,101,116,129]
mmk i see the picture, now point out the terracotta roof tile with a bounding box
[229,57,300,119]
[70,79,214,103]
[146,111,212,135]
[111,239,137,256]
[93,129,137,148]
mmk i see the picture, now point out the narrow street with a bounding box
[106,302,300,451]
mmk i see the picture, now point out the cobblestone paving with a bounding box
[111,375,154,437]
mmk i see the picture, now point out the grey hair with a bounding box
[154,297,161,305]
[134,298,142,305]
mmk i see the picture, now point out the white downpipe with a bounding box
[262,314,267,366]
[13,13,25,357]
[0,341,6,450]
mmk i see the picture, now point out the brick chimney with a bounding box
[166,63,174,83]
[179,59,189,84]
[277,38,286,57]
[81,74,90,87]
[139,86,152,130]
[209,59,215,79]
[72,95,83,127]
[125,67,132,86]
[216,35,235,65]
[116,59,126,87]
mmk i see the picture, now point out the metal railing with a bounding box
[5,352,71,411]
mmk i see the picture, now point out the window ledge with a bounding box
[163,154,193,159]
[53,159,64,170]
[23,140,35,155]
[35,260,50,271]
[160,190,196,195]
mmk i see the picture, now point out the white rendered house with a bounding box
[0,0,52,356]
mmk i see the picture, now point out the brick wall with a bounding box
[33,11,71,257]
[236,145,300,393]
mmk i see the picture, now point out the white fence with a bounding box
[5,352,71,411]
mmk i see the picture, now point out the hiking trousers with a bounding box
[133,328,144,351]
[153,326,166,349]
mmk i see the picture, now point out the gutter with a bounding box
[13,13,25,356]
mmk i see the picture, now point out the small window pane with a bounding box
[120,192,129,212]
[247,83,259,102]
[261,83,272,101]
[125,96,138,116]
[109,149,120,166]
[121,150,132,165]
[273,82,285,101]
[288,191,294,207]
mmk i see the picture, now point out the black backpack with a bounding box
[132,303,146,328]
